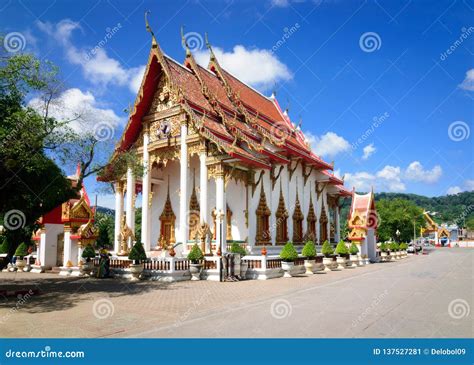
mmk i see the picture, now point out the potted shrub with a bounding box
[390,242,399,260]
[321,240,334,272]
[14,243,29,272]
[279,241,299,278]
[302,241,317,275]
[335,241,348,270]
[128,242,147,280]
[230,242,248,279]
[188,244,204,280]
[349,242,359,268]
[0,237,8,271]
[399,242,408,258]
[81,244,96,276]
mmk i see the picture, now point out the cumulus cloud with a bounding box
[447,186,462,195]
[306,131,350,158]
[465,179,474,191]
[37,19,144,93]
[459,68,474,91]
[195,45,292,91]
[28,88,124,134]
[362,143,376,160]
[404,161,442,183]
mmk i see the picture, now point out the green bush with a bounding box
[302,241,316,259]
[0,237,8,254]
[399,242,407,250]
[335,241,348,256]
[82,244,96,261]
[229,242,247,256]
[128,242,147,262]
[14,242,29,258]
[187,244,204,264]
[349,242,359,255]
[380,242,389,252]
[390,242,399,252]
[279,241,298,262]
[321,240,334,257]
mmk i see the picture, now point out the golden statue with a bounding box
[118,216,135,256]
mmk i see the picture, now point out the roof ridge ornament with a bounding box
[205,32,216,62]
[181,25,191,57]
[145,10,157,48]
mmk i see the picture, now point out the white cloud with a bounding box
[195,45,292,90]
[459,68,474,91]
[37,19,144,93]
[28,88,124,134]
[272,0,290,6]
[306,131,350,158]
[465,179,474,191]
[345,165,406,193]
[447,186,462,195]
[362,143,376,160]
[404,161,442,183]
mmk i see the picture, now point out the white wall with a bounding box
[42,223,64,268]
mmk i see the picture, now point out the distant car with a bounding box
[407,243,422,253]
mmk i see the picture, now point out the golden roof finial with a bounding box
[205,32,216,62]
[144,10,157,48]
[181,25,191,57]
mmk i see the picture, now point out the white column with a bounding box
[63,229,72,267]
[336,205,341,242]
[77,245,83,265]
[215,169,226,253]
[39,232,46,265]
[141,129,151,251]
[114,183,124,253]
[126,167,135,249]
[199,151,208,224]
[179,123,188,247]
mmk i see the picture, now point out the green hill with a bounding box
[341,191,474,226]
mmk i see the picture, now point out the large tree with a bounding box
[376,199,425,242]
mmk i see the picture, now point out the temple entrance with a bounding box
[56,233,64,267]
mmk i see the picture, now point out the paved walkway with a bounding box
[0,248,471,338]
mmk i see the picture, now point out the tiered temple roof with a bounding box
[105,21,344,178]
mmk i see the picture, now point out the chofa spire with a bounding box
[205,32,216,62]
[180,25,191,57]
[144,10,157,47]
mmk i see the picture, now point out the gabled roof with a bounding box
[106,27,341,181]
[348,190,377,230]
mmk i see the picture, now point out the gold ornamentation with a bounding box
[158,177,176,249]
[255,184,271,245]
[275,182,289,245]
[118,216,134,256]
[292,184,304,243]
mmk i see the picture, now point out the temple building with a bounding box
[347,190,378,263]
[101,19,352,258]
[31,166,97,274]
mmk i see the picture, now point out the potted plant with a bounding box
[390,242,399,260]
[188,244,204,280]
[349,242,359,268]
[81,244,96,276]
[335,241,348,270]
[0,237,8,271]
[230,243,248,279]
[321,240,334,272]
[279,241,299,278]
[302,241,317,274]
[379,242,389,262]
[14,243,29,272]
[399,242,408,258]
[128,242,147,280]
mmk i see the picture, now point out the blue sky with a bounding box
[1,0,473,208]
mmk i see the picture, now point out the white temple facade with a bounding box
[103,23,352,258]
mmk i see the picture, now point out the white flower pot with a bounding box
[313,260,324,274]
[322,257,333,272]
[281,261,295,278]
[336,256,346,270]
[189,263,202,281]
[357,254,364,266]
[129,263,144,281]
[304,259,315,275]
[381,252,388,262]
[15,259,26,272]
[240,261,248,280]
[80,262,93,276]
[349,254,358,268]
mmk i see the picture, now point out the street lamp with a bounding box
[396,229,400,242]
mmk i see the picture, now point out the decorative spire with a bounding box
[181,25,191,57]
[205,32,216,62]
[145,10,157,48]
